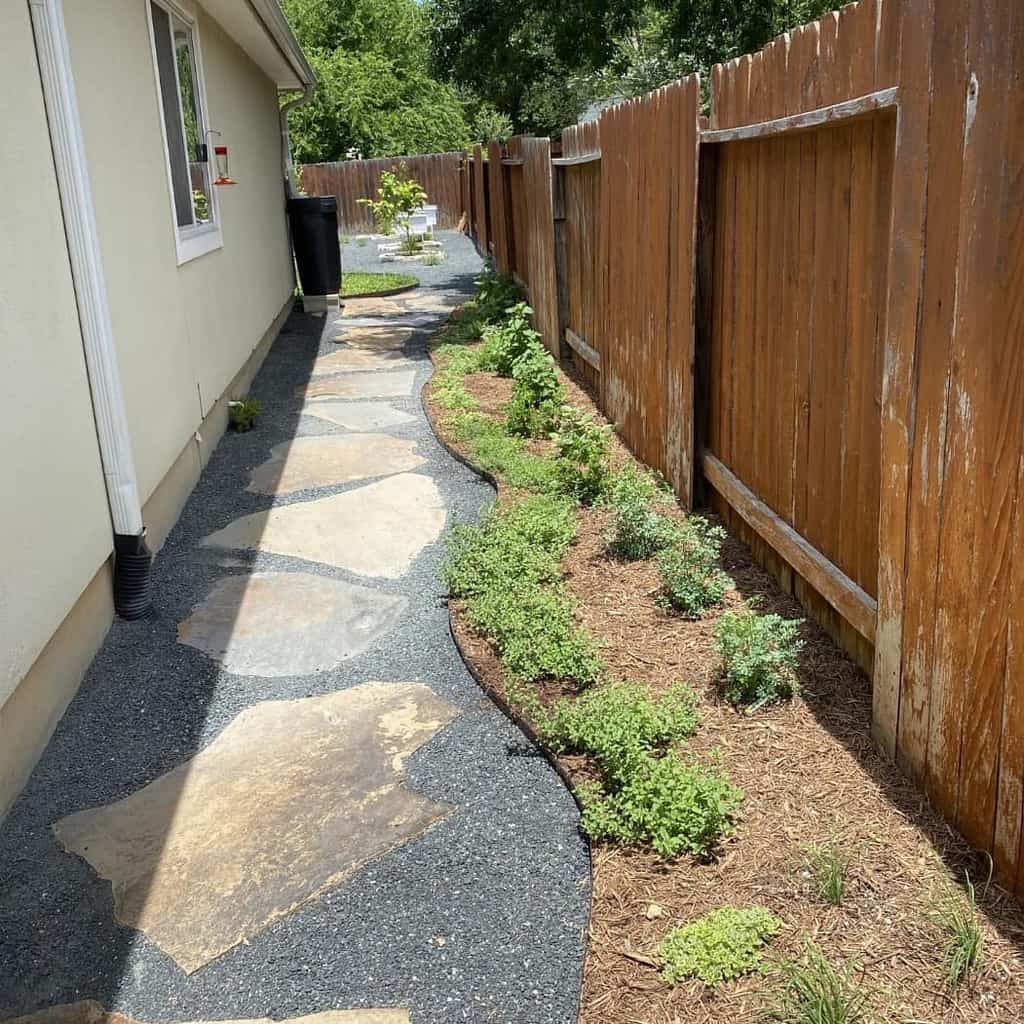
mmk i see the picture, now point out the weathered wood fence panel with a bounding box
[300,152,463,232]
[459,0,1024,897]
[487,141,512,273]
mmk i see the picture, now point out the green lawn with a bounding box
[341,271,418,297]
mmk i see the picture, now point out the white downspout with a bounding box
[30,0,151,616]
[280,83,314,197]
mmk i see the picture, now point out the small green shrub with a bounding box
[228,396,260,432]
[444,495,576,599]
[929,873,983,988]
[658,906,782,986]
[715,605,803,708]
[467,583,603,685]
[477,302,542,376]
[553,408,613,504]
[606,467,678,560]
[473,263,522,322]
[805,839,851,906]
[358,164,426,241]
[763,942,876,1024]
[579,752,742,858]
[506,345,565,438]
[657,517,731,617]
[544,681,700,781]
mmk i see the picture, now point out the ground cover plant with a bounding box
[341,271,418,297]
[656,515,732,617]
[424,275,1024,1024]
[715,603,803,708]
[228,396,260,432]
[658,906,782,986]
[605,466,678,560]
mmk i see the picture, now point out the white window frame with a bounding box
[145,0,223,265]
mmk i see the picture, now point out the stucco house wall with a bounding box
[0,0,312,817]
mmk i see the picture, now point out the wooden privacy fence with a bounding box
[299,152,463,232]
[461,0,1024,898]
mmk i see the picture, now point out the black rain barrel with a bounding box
[288,195,341,296]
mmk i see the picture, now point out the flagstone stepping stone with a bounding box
[301,400,416,431]
[312,347,415,374]
[201,473,445,578]
[340,296,406,318]
[296,369,417,401]
[53,683,458,974]
[177,573,408,676]
[331,325,414,349]
[246,435,424,495]
[7,1004,409,1024]
[399,293,460,314]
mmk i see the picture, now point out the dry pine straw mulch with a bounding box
[425,345,1024,1024]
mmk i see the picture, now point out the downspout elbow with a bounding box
[280,82,315,199]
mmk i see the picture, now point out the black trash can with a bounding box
[288,195,341,296]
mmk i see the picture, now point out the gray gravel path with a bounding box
[0,232,589,1024]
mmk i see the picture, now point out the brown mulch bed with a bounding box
[425,343,1024,1024]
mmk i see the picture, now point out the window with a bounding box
[148,1,221,262]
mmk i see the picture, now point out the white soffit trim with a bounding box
[199,0,315,89]
[29,0,144,537]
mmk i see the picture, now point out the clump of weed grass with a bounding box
[763,942,876,1024]
[804,838,851,906]
[228,396,261,432]
[658,906,782,986]
[657,516,731,616]
[715,603,803,709]
[605,467,678,559]
[929,872,984,988]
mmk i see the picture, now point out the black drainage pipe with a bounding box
[113,531,153,620]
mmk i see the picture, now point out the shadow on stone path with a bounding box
[0,233,589,1024]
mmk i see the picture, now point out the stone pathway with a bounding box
[0,234,588,1024]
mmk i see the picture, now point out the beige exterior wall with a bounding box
[64,0,295,502]
[0,3,113,710]
[1,0,297,816]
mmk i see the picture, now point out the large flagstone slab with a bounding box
[331,325,414,349]
[398,293,461,314]
[201,473,445,578]
[246,435,424,495]
[7,1004,409,1024]
[296,369,417,402]
[312,347,416,374]
[301,400,416,431]
[340,296,406,318]
[177,572,407,676]
[53,683,458,974]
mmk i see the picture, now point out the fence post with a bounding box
[551,160,571,363]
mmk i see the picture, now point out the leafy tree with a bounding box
[282,0,471,160]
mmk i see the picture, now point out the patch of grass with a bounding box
[605,467,679,560]
[579,752,742,859]
[929,873,984,988]
[341,271,418,297]
[657,517,732,617]
[763,942,876,1024]
[658,906,782,986]
[715,604,803,709]
[552,407,613,504]
[228,396,261,432]
[544,680,700,779]
[804,838,851,906]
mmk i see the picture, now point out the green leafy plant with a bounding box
[358,164,427,241]
[552,407,613,504]
[657,517,731,617]
[449,412,560,491]
[763,942,876,1024]
[658,906,782,986]
[804,838,851,906]
[929,873,984,988]
[579,752,742,858]
[606,467,678,560]
[473,263,522,323]
[477,302,542,376]
[399,232,426,255]
[544,680,699,780]
[422,251,444,266]
[228,396,261,432]
[715,604,803,708]
[505,344,564,438]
